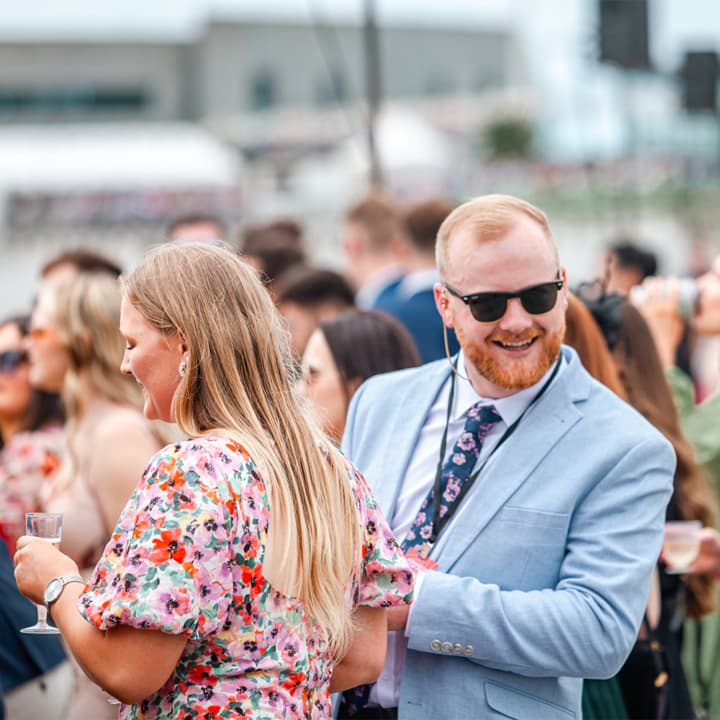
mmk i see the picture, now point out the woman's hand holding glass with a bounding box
[15,513,80,634]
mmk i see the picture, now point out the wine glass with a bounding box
[662,520,702,574]
[20,512,63,635]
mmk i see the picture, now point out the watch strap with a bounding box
[44,574,85,609]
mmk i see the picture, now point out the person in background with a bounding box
[299,309,420,443]
[376,198,460,363]
[38,248,122,296]
[1,538,71,720]
[240,241,307,295]
[584,293,716,719]
[605,240,658,296]
[275,266,356,359]
[14,242,413,719]
[240,219,307,290]
[28,273,165,719]
[633,263,720,718]
[562,294,627,399]
[241,218,305,254]
[0,314,64,556]
[166,212,227,245]
[340,194,674,719]
[342,194,409,309]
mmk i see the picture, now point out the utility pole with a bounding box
[363,0,383,189]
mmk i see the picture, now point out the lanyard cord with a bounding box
[428,357,561,545]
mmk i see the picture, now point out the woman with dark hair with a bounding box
[0,314,64,554]
[299,310,421,442]
[583,294,716,719]
[563,294,627,400]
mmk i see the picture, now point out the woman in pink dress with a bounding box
[27,273,166,719]
[16,243,413,719]
[0,314,64,555]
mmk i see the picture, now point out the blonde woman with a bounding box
[27,272,165,719]
[15,243,413,719]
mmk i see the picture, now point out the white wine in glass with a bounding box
[20,513,63,635]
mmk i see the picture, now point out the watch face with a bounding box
[44,578,63,605]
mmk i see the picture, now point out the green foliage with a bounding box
[483,116,535,160]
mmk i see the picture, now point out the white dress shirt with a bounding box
[369,351,565,708]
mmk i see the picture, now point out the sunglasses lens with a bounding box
[468,295,508,322]
[521,284,560,314]
[0,350,27,373]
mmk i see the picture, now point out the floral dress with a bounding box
[79,436,413,719]
[0,422,64,554]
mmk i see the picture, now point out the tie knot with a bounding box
[465,403,501,436]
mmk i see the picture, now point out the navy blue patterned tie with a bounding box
[403,403,501,554]
[341,403,501,717]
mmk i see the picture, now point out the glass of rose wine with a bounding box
[662,520,702,574]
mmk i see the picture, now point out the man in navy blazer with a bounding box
[340,194,674,719]
[375,198,459,363]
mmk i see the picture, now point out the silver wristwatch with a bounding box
[43,575,85,610]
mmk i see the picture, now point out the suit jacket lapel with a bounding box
[371,360,453,520]
[437,350,589,572]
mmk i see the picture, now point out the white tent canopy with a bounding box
[0,123,243,192]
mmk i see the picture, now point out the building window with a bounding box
[250,69,277,111]
[0,87,147,117]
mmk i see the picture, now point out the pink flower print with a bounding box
[456,433,476,452]
[405,529,416,542]
[467,405,481,420]
[413,511,427,528]
[443,478,461,506]
[419,524,433,540]
[452,452,466,466]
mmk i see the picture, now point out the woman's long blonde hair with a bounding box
[41,273,143,482]
[124,243,363,656]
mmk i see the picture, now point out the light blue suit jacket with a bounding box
[342,346,674,719]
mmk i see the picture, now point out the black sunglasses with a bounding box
[0,349,28,374]
[444,278,564,322]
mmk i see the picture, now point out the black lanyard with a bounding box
[427,357,561,549]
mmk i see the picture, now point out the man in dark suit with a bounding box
[376,198,459,362]
[341,194,408,309]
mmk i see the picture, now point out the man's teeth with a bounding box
[499,339,533,348]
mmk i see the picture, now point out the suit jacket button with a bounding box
[430,640,441,651]
[453,644,464,655]
[463,645,473,656]
[441,642,452,653]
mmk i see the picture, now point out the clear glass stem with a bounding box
[35,603,50,628]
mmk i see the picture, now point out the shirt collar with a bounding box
[452,350,562,426]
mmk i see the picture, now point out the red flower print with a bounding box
[40,450,61,477]
[149,527,187,564]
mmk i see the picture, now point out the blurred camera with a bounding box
[630,277,699,318]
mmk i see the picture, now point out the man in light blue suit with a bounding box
[340,194,674,719]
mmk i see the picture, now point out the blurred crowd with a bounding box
[1,191,720,720]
